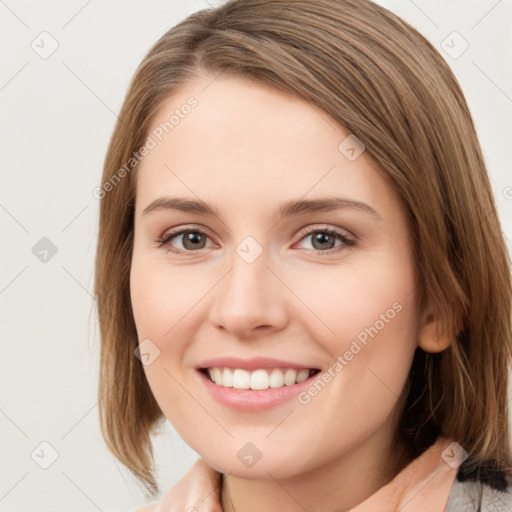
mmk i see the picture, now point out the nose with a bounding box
[208,248,289,340]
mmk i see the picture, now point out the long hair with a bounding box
[94,0,512,495]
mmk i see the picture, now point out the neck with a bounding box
[221,421,400,512]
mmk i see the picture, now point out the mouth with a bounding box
[199,367,321,390]
[195,357,323,410]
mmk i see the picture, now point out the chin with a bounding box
[196,447,311,481]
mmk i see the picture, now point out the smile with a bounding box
[196,357,323,410]
[203,367,320,390]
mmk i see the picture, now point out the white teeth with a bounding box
[284,369,297,386]
[251,369,269,390]
[223,368,233,387]
[233,369,251,389]
[269,368,284,388]
[296,369,310,383]
[206,367,315,390]
[212,367,222,384]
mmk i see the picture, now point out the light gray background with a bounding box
[1,1,511,511]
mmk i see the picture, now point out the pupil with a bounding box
[184,232,204,250]
[313,232,334,250]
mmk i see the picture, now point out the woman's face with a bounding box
[130,73,420,479]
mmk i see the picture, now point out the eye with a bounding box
[156,227,214,254]
[294,226,355,254]
[156,225,355,255]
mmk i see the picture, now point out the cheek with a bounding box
[288,251,418,415]
[129,257,212,428]
[264,263,418,469]
[286,250,417,353]
[130,257,206,339]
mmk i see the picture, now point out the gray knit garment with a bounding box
[445,479,512,511]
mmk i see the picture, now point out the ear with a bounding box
[417,302,452,353]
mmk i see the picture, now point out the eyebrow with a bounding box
[142,196,382,221]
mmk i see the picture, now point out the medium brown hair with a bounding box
[94,0,512,496]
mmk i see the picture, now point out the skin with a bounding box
[130,72,449,512]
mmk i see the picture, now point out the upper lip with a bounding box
[198,357,319,371]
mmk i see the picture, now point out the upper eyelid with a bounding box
[159,224,215,242]
[296,224,353,239]
[160,223,350,237]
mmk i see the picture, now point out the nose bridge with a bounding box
[210,240,288,336]
[222,244,272,314]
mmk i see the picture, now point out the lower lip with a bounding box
[196,370,317,411]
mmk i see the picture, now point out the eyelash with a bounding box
[155,225,356,256]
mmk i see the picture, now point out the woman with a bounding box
[94,0,512,510]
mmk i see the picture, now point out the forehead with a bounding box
[134,74,396,217]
